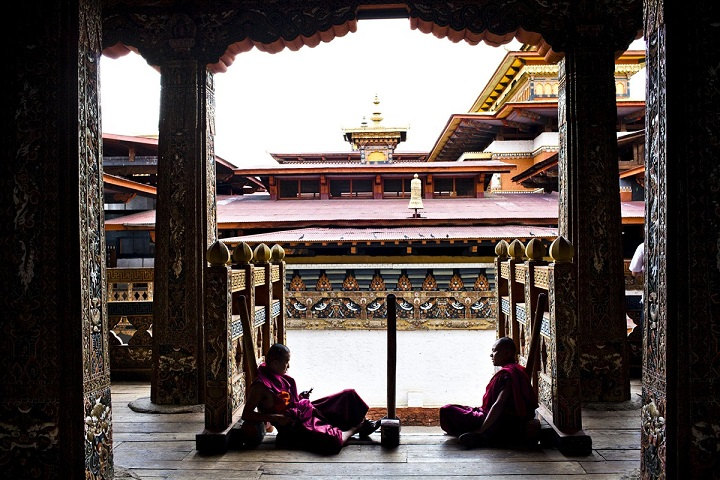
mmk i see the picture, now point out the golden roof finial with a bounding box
[371,94,383,125]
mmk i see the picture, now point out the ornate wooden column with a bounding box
[151,58,217,405]
[557,30,630,402]
[2,0,112,477]
[642,1,720,478]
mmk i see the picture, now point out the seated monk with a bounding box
[241,343,380,454]
[439,336,538,448]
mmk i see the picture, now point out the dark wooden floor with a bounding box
[112,381,641,479]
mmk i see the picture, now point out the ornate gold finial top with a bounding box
[495,239,509,257]
[371,94,383,124]
[508,239,525,259]
[232,242,253,264]
[207,240,230,266]
[254,243,271,264]
[549,236,574,263]
[270,244,285,262]
[525,238,546,260]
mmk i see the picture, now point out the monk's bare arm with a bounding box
[241,383,291,426]
[477,386,511,435]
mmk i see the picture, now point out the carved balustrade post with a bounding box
[506,240,526,350]
[254,243,273,355]
[231,242,257,358]
[538,236,589,455]
[522,238,548,367]
[494,240,510,338]
[202,241,233,433]
[271,244,287,345]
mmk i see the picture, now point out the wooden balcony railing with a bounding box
[199,241,286,452]
[285,290,495,330]
[107,267,154,378]
[494,236,590,455]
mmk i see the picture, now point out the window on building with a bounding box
[278,179,320,199]
[329,178,373,198]
[433,177,475,197]
[383,178,413,198]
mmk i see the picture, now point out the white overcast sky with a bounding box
[100,18,645,166]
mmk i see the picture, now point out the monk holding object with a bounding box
[440,336,538,448]
[241,343,380,454]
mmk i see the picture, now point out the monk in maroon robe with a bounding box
[439,336,538,448]
[241,343,380,454]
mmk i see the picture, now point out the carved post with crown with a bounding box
[254,243,273,355]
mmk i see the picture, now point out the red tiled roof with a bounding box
[104,193,645,230]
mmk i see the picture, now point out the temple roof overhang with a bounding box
[427,101,645,163]
[103,173,157,203]
[469,49,645,113]
[513,129,646,191]
[270,151,428,164]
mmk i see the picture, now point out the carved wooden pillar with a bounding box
[643,1,720,478]
[557,34,629,402]
[152,59,217,405]
[2,0,112,477]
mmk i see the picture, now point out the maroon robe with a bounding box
[255,363,369,454]
[440,363,537,442]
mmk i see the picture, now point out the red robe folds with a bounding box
[255,363,369,454]
[439,363,538,441]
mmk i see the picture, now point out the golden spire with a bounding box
[371,94,383,125]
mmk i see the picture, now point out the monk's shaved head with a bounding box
[495,336,516,355]
[266,343,290,361]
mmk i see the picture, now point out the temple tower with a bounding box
[342,95,408,163]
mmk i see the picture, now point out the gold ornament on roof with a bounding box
[371,94,384,124]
